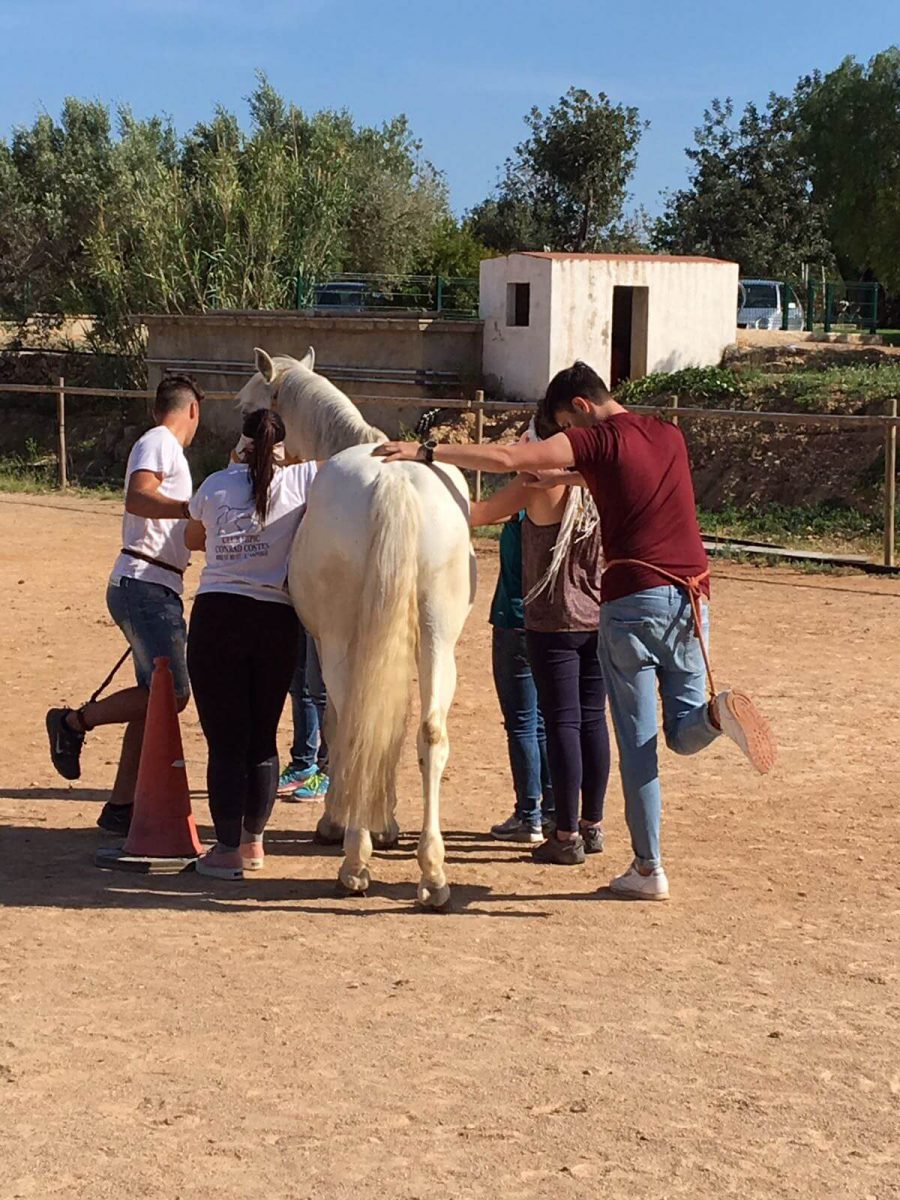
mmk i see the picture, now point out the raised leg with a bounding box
[415,634,457,908]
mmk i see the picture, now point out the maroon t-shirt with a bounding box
[565,413,709,604]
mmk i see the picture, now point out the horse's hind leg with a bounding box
[415,632,457,909]
[313,696,344,845]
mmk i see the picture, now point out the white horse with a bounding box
[238,348,475,907]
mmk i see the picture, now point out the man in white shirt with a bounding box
[46,375,203,835]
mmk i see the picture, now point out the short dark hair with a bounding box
[543,361,610,418]
[154,374,204,417]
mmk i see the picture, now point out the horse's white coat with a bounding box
[238,349,475,906]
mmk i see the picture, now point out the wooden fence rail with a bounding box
[2,379,898,566]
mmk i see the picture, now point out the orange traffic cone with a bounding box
[96,656,203,873]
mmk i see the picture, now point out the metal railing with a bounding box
[294,273,479,318]
[2,379,898,566]
[772,280,881,334]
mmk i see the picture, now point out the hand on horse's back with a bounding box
[373,441,420,462]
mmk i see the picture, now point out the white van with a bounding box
[737,279,804,331]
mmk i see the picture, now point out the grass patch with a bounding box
[698,500,885,554]
[0,453,119,500]
[617,361,900,412]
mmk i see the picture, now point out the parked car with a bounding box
[737,279,804,331]
[313,281,368,309]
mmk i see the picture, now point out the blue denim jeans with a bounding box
[598,586,720,868]
[492,626,554,828]
[106,575,190,699]
[288,624,327,773]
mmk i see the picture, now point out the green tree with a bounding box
[469,87,646,253]
[796,49,900,289]
[0,98,117,317]
[654,95,834,277]
[1,75,465,352]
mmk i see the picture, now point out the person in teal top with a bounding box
[477,510,555,841]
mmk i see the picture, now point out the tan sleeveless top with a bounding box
[521,516,603,633]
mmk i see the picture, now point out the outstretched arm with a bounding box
[374,433,575,474]
[469,476,530,527]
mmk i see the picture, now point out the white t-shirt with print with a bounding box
[110,425,193,595]
[189,461,318,605]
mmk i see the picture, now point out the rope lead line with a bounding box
[88,647,133,705]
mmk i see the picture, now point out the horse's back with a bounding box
[290,445,473,632]
[300,444,469,558]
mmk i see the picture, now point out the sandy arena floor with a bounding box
[1,492,898,1200]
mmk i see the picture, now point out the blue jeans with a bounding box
[598,586,720,868]
[492,626,554,828]
[288,624,327,773]
[106,576,190,699]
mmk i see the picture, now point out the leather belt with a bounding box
[121,548,185,577]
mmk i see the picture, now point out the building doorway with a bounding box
[610,286,649,388]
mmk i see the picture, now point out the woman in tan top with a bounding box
[471,420,610,866]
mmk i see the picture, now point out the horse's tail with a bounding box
[332,468,420,835]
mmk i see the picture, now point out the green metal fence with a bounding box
[777,280,880,334]
[294,273,479,318]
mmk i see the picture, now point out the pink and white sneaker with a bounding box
[195,845,244,881]
[240,837,264,871]
[608,860,670,901]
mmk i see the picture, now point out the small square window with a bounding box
[506,282,530,327]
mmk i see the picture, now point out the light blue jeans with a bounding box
[598,586,720,868]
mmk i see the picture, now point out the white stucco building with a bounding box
[479,251,739,400]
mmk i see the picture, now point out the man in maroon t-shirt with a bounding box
[376,361,776,901]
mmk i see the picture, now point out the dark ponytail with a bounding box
[241,408,286,524]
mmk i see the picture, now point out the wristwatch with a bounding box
[421,439,437,464]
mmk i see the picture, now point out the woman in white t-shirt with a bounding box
[185,407,317,880]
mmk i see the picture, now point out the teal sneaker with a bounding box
[277,764,317,797]
[287,769,329,803]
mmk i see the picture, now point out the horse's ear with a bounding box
[254,347,276,384]
[300,346,315,371]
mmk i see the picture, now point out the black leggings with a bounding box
[525,630,610,835]
[188,593,299,848]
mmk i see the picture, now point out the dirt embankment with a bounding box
[3,341,900,517]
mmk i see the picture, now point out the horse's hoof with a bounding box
[335,878,368,898]
[314,817,345,846]
[417,881,451,910]
[372,831,399,851]
[338,866,370,895]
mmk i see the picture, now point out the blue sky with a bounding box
[0,0,890,217]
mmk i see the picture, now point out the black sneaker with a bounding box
[97,802,133,836]
[531,834,586,865]
[45,708,85,781]
[582,825,605,854]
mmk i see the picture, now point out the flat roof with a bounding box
[518,251,735,265]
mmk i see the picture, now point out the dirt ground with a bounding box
[1,492,898,1200]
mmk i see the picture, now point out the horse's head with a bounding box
[238,343,383,459]
[236,346,316,417]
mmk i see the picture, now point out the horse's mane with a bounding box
[276,363,386,460]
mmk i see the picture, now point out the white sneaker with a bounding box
[516,824,545,844]
[713,689,776,775]
[608,860,670,901]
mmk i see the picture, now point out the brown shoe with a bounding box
[531,834,585,865]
